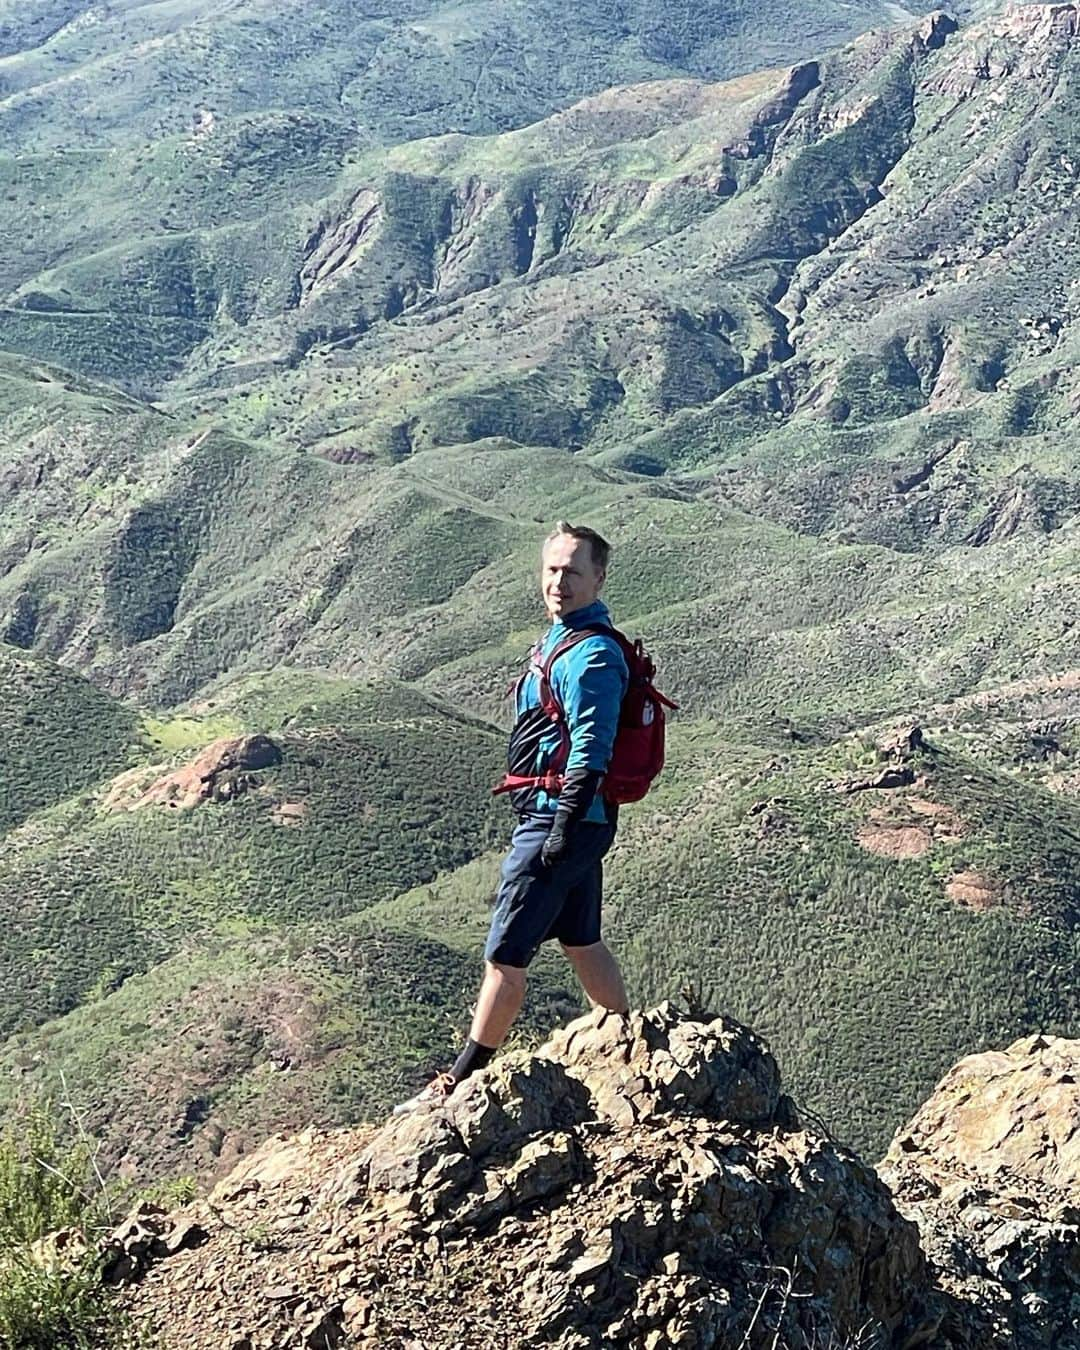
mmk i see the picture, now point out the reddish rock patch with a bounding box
[906,797,967,841]
[102,764,164,811]
[112,736,282,812]
[857,820,933,859]
[856,798,967,859]
[945,870,1002,911]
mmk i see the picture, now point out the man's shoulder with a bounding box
[556,627,629,678]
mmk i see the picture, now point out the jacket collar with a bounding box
[550,599,613,635]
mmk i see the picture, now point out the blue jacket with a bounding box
[512,600,629,824]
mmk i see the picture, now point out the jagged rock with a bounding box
[101,1201,207,1284]
[882,1033,1080,1348]
[106,734,283,812]
[837,765,917,793]
[877,724,928,759]
[110,1006,937,1349]
[834,725,933,793]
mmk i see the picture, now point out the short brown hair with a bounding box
[545,521,611,571]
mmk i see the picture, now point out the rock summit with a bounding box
[107,1005,936,1348]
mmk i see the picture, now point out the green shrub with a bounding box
[0,1101,143,1349]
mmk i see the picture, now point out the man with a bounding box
[395,522,630,1113]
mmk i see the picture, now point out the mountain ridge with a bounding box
[1,0,1078,1216]
[0,0,964,152]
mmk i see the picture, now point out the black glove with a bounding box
[540,769,603,867]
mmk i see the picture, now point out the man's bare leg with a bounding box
[560,941,629,1013]
[469,960,528,1048]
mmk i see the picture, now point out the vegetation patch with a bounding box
[0,1101,139,1349]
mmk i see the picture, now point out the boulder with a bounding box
[107,734,282,812]
[882,1033,1080,1348]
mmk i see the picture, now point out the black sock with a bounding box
[450,1037,497,1083]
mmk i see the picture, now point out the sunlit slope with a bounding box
[2,8,1072,531]
[0,0,942,152]
[0,351,1075,731]
[0,914,582,1183]
[0,373,1073,735]
[0,674,503,1040]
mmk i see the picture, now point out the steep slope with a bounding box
[0,0,947,152]
[0,644,139,831]
[2,8,1074,564]
[0,668,598,1179]
[1,372,1075,725]
[0,916,583,1186]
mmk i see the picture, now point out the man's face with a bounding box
[541,534,605,621]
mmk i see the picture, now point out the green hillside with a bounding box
[0,673,506,1036]
[3,688,1079,1170]
[0,646,138,831]
[0,1,1078,1187]
[0,0,947,153]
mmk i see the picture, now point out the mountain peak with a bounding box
[105,1004,936,1348]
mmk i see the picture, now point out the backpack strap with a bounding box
[491,626,610,798]
[537,624,679,717]
[536,626,607,723]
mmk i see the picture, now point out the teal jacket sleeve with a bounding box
[552,635,629,774]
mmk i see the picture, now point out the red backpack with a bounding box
[494,626,678,805]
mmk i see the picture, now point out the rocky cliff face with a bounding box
[105,1006,937,1349]
[882,1033,1080,1349]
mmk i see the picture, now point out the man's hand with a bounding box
[540,828,570,868]
[540,767,604,867]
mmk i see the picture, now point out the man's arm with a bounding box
[541,637,628,865]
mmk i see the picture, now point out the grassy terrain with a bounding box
[4,691,1079,1168]
[0,673,506,1038]
[0,1,1077,1196]
[0,0,945,153]
[0,647,139,832]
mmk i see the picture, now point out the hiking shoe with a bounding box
[391,1071,458,1117]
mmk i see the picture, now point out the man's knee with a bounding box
[486,959,528,988]
[560,940,604,962]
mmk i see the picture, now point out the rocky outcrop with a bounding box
[833,724,931,794]
[107,1005,937,1349]
[299,190,384,303]
[105,734,282,812]
[882,1033,1080,1348]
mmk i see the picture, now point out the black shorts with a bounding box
[484,816,617,969]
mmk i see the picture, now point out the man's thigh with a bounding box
[551,823,616,948]
[485,817,610,968]
[484,817,562,969]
